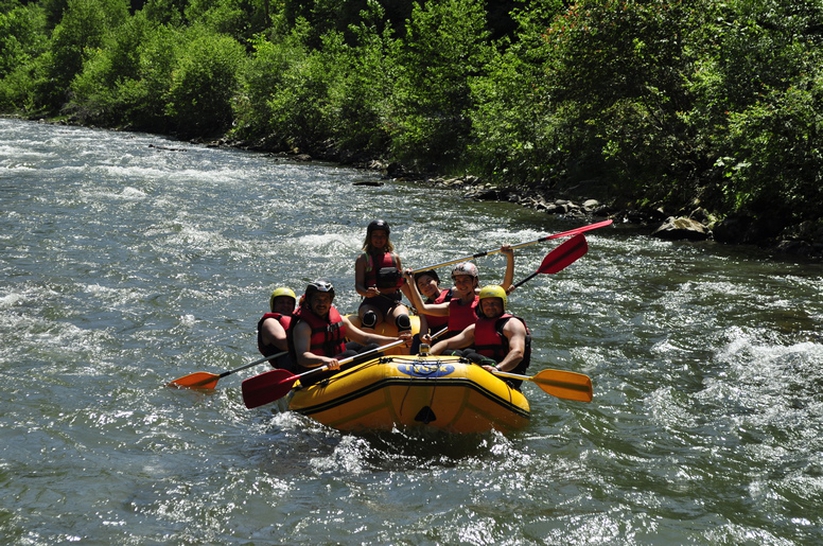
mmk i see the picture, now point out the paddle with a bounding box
[241,339,406,408]
[167,351,288,390]
[512,233,588,289]
[409,219,612,273]
[493,368,593,402]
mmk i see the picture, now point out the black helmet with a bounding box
[367,219,390,236]
[414,270,440,284]
[305,279,335,301]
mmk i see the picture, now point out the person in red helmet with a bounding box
[354,220,413,337]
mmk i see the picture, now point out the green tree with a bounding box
[389,0,492,170]
[165,26,245,137]
[468,0,565,188]
[0,1,48,112]
[39,0,129,113]
[542,0,707,209]
[68,10,163,126]
[0,2,48,78]
[697,0,823,226]
[234,22,314,150]
[323,1,400,158]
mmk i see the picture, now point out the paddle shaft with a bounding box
[242,338,407,408]
[218,351,287,379]
[428,327,448,340]
[298,338,406,378]
[168,350,290,389]
[409,219,611,273]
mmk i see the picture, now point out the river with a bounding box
[1,117,822,545]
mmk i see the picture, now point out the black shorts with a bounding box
[358,291,403,317]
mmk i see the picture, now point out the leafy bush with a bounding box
[40,0,129,112]
[164,26,245,137]
[388,0,492,170]
[468,0,565,188]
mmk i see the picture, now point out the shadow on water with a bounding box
[354,428,503,468]
[251,406,510,473]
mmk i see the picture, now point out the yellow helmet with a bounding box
[269,286,296,312]
[478,284,507,310]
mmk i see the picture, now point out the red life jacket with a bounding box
[364,251,403,290]
[257,312,293,357]
[473,313,531,376]
[423,288,452,331]
[448,295,479,334]
[290,305,347,358]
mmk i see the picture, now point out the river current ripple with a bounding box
[1,118,822,545]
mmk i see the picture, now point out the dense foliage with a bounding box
[2,0,822,242]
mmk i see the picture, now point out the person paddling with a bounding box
[354,220,413,337]
[430,284,531,390]
[289,279,411,386]
[405,246,515,341]
[257,286,297,371]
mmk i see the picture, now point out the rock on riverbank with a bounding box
[391,172,823,258]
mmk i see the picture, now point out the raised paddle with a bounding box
[167,351,288,390]
[241,339,406,408]
[512,233,588,289]
[493,368,593,402]
[409,219,612,273]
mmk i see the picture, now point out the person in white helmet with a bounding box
[404,245,515,340]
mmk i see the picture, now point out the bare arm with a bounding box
[259,317,288,352]
[500,245,515,291]
[404,270,449,316]
[430,325,476,355]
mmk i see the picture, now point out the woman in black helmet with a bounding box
[354,220,413,337]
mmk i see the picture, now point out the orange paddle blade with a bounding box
[168,372,220,390]
[531,369,593,402]
[494,367,593,402]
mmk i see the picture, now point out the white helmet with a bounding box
[451,262,478,278]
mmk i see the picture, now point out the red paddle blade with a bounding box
[168,372,220,390]
[241,369,298,408]
[539,233,588,274]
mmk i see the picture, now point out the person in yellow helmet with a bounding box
[404,246,516,341]
[257,286,297,370]
[430,284,531,390]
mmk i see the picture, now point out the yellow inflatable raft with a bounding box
[288,353,530,434]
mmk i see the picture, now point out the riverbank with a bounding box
[225,138,823,259]
[19,117,823,259]
[353,159,823,260]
